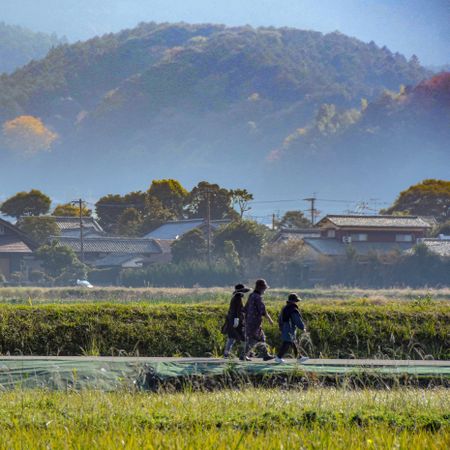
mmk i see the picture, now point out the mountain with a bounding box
[0,22,440,205]
[268,73,450,201]
[0,22,64,74]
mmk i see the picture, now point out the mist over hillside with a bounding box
[0,22,447,209]
[0,22,64,74]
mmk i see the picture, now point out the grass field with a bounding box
[0,387,448,449]
[0,286,449,304]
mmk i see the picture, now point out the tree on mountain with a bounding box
[2,115,57,155]
[187,182,236,220]
[18,216,59,245]
[1,189,51,219]
[277,210,311,229]
[53,203,92,217]
[383,179,450,223]
[148,179,189,217]
[171,228,207,264]
[230,189,253,218]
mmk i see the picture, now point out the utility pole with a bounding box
[205,190,212,268]
[272,213,276,230]
[304,196,317,226]
[75,199,85,265]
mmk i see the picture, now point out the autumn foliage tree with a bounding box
[2,115,57,155]
[53,203,92,217]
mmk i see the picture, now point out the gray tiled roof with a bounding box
[303,238,414,257]
[273,228,321,242]
[416,239,450,258]
[144,219,229,240]
[0,236,32,253]
[320,215,431,229]
[56,236,161,254]
[93,254,146,267]
[52,216,104,233]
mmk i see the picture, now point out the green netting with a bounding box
[0,358,449,391]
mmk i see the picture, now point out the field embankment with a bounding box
[0,388,448,449]
[0,300,448,359]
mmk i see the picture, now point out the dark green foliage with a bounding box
[187,181,236,220]
[213,220,267,260]
[0,301,447,358]
[36,241,85,279]
[18,216,59,245]
[121,261,240,288]
[0,189,51,219]
[171,229,207,264]
[277,211,311,229]
[383,179,450,223]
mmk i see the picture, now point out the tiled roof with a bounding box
[416,239,450,258]
[0,236,32,253]
[273,228,321,242]
[52,216,104,233]
[319,215,431,229]
[144,219,229,240]
[0,218,37,250]
[56,236,161,254]
[303,238,414,257]
[93,254,146,267]
[153,239,174,253]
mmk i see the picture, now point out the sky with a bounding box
[1,0,449,66]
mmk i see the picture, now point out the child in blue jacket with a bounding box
[275,293,308,363]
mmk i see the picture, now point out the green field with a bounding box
[1,286,449,304]
[0,388,448,449]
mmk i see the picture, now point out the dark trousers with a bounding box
[277,341,298,359]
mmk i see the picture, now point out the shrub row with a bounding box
[0,302,448,359]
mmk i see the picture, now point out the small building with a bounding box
[0,218,36,279]
[143,218,230,240]
[52,216,104,238]
[303,215,432,259]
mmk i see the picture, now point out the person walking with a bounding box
[275,293,308,363]
[222,283,250,358]
[243,279,274,361]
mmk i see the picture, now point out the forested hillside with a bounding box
[0,22,64,74]
[0,22,444,202]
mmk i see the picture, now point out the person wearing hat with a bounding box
[275,293,308,364]
[222,283,250,358]
[243,279,274,361]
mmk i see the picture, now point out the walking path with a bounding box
[0,357,448,390]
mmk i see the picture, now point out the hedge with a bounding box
[0,302,448,359]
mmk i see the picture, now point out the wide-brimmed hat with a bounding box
[288,293,302,303]
[255,279,269,289]
[234,283,251,294]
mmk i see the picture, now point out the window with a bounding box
[396,234,413,242]
[351,233,368,242]
[0,225,5,235]
[327,229,336,238]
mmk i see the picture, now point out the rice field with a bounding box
[0,387,448,449]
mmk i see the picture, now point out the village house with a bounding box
[51,216,104,238]
[302,215,432,259]
[0,218,37,280]
[56,235,171,268]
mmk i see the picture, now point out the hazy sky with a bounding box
[1,0,449,65]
